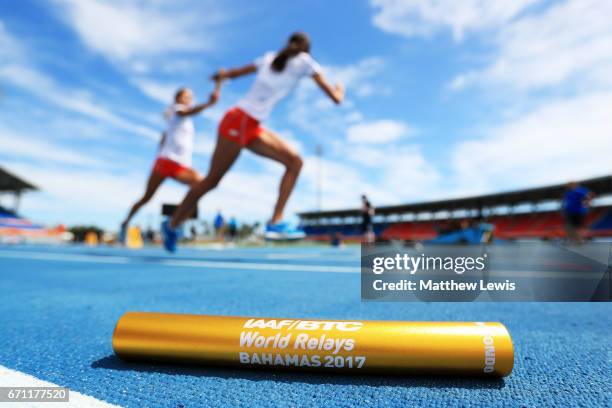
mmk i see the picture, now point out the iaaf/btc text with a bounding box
[371,254,488,275]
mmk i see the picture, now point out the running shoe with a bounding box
[264,221,306,240]
[161,220,178,253]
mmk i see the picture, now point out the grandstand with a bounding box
[299,175,612,242]
[0,165,37,207]
[0,166,65,241]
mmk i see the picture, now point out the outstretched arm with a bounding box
[176,79,222,117]
[312,73,344,104]
[212,64,257,82]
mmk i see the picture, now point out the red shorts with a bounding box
[153,157,189,178]
[218,107,264,146]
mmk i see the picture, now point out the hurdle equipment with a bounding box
[126,226,143,249]
[84,231,98,246]
[162,203,198,219]
[113,312,514,377]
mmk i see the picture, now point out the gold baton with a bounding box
[113,312,514,377]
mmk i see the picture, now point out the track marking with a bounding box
[159,259,357,273]
[0,250,131,264]
[0,249,358,274]
[265,253,358,261]
[0,365,118,407]
[0,249,604,278]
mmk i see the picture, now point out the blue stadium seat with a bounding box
[591,209,612,230]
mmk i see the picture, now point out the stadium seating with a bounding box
[589,208,612,236]
[0,206,17,218]
[380,221,436,241]
[493,208,609,239]
[303,222,387,242]
[0,205,40,232]
[304,206,612,242]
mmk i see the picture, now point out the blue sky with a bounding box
[0,0,610,229]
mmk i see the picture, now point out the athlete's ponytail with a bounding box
[271,32,311,73]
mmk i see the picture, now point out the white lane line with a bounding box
[491,269,605,280]
[0,365,118,407]
[265,253,358,262]
[418,269,605,280]
[0,250,131,264]
[159,258,358,273]
[0,249,604,278]
[0,249,359,274]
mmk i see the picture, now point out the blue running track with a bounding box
[0,244,610,407]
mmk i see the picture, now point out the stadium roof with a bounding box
[0,166,38,193]
[299,175,612,220]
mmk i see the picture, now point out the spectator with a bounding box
[361,194,375,243]
[562,182,594,244]
[214,210,225,240]
[228,216,238,241]
[330,232,343,248]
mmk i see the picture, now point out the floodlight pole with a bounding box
[315,144,323,211]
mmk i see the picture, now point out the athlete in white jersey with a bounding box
[236,50,322,122]
[120,84,220,239]
[163,32,344,251]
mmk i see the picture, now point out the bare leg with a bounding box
[169,136,242,229]
[122,170,165,227]
[174,168,203,187]
[247,129,303,224]
[172,168,204,220]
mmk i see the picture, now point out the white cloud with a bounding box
[375,146,441,202]
[0,22,159,140]
[52,1,229,103]
[132,79,178,105]
[443,0,612,192]
[291,144,441,213]
[52,0,223,64]
[295,155,394,211]
[325,57,388,97]
[370,0,540,41]
[448,74,469,91]
[282,56,436,211]
[0,64,158,140]
[10,155,286,229]
[0,128,102,167]
[450,0,612,92]
[192,134,216,157]
[287,57,389,140]
[0,21,20,58]
[0,120,307,228]
[187,140,440,222]
[10,162,177,226]
[370,1,612,196]
[451,91,612,193]
[347,119,414,144]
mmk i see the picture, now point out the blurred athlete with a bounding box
[162,32,344,251]
[120,83,221,242]
[213,210,225,240]
[361,194,375,243]
[562,181,594,244]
